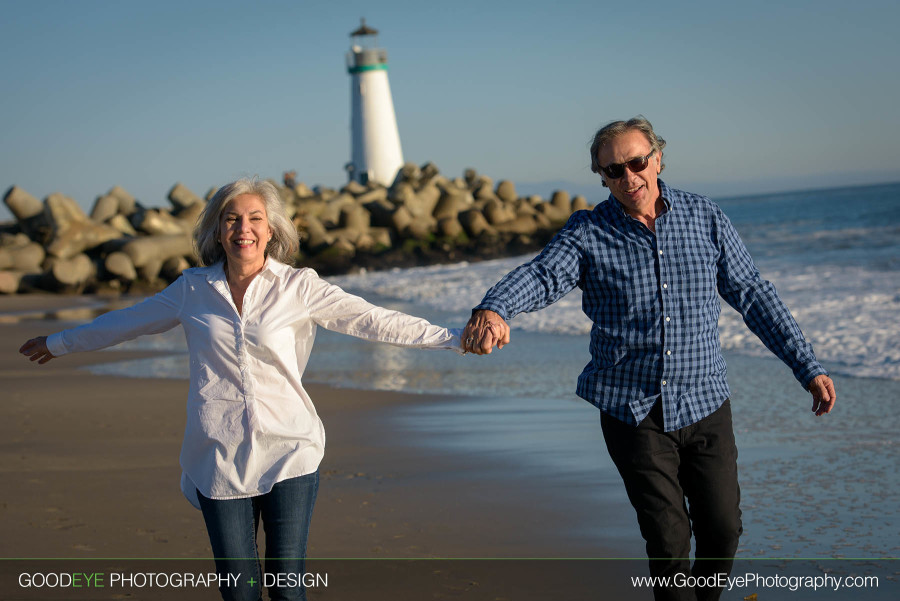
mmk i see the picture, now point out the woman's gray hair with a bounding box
[194,177,299,266]
[589,115,667,175]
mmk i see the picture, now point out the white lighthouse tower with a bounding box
[346,19,404,186]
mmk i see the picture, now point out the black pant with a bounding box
[601,400,742,601]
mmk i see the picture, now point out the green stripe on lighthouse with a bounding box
[348,64,388,74]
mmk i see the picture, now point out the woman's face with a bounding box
[218,194,273,271]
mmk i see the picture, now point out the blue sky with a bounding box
[2,0,899,220]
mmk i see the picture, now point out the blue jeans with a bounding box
[197,471,319,601]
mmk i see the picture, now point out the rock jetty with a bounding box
[1,163,593,295]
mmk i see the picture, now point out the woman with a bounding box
[19,177,464,601]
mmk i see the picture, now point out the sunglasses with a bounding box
[599,151,655,180]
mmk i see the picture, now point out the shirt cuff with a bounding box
[46,332,69,357]
[447,328,465,355]
[796,363,828,390]
[473,300,510,321]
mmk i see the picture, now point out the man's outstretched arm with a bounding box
[462,212,588,356]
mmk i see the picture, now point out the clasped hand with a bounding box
[461,309,510,355]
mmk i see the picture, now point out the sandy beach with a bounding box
[0,296,640,601]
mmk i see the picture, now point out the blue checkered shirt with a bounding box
[475,180,826,431]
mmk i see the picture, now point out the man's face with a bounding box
[596,129,662,216]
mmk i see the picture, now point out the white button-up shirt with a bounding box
[47,259,462,508]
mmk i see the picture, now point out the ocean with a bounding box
[81,182,900,583]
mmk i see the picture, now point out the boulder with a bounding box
[415,182,441,215]
[299,214,332,250]
[45,193,89,231]
[137,258,164,283]
[161,256,191,281]
[404,217,436,241]
[394,162,421,186]
[108,214,138,236]
[472,176,497,201]
[388,181,417,204]
[295,197,328,219]
[368,227,393,249]
[0,241,45,273]
[432,188,472,221]
[483,198,517,225]
[534,211,553,230]
[175,202,204,229]
[458,209,495,238]
[318,193,356,228]
[514,200,538,218]
[0,270,26,294]
[46,221,122,259]
[4,186,43,221]
[550,190,572,213]
[131,208,189,236]
[294,182,313,198]
[90,193,121,223]
[339,204,371,231]
[0,234,44,273]
[494,215,539,236]
[495,180,518,203]
[168,183,204,212]
[463,168,478,188]
[419,161,440,181]
[361,197,397,228]
[571,195,589,212]
[390,205,413,233]
[108,186,137,216]
[356,188,388,204]
[400,192,433,219]
[121,234,194,268]
[437,216,464,239]
[3,186,49,239]
[41,253,96,292]
[341,180,368,196]
[329,237,356,256]
[103,252,138,282]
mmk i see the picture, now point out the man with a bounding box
[461,116,836,601]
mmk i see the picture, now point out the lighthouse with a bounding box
[346,19,404,186]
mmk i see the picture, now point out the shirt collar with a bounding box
[602,177,675,219]
[204,256,289,285]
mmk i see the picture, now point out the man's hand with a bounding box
[19,336,56,364]
[461,310,510,355]
[808,374,836,416]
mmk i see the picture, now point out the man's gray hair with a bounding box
[589,116,667,175]
[194,177,299,266]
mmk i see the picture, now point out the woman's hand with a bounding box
[19,336,56,364]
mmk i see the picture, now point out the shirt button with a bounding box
[662,283,668,289]
[666,350,672,356]
[662,380,668,386]
[665,316,671,322]
[658,250,664,256]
